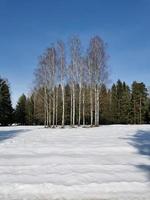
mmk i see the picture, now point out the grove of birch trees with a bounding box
[34,35,108,127]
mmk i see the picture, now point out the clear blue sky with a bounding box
[0,0,150,107]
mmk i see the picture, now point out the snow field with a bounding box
[0,125,150,199]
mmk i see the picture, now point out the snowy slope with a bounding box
[0,125,150,200]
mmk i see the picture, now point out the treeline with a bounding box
[15,80,149,126]
[32,35,150,127]
[0,76,150,126]
[0,35,150,126]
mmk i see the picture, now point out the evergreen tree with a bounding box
[145,97,150,123]
[120,82,131,123]
[116,80,124,123]
[131,81,148,124]
[111,83,118,123]
[0,78,13,126]
[100,84,112,124]
[110,80,132,124]
[15,94,27,125]
[26,95,35,125]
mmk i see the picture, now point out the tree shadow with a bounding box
[128,130,150,181]
[136,164,150,180]
[0,129,31,142]
[129,130,150,156]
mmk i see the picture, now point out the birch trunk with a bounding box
[52,88,55,127]
[70,88,73,126]
[55,87,58,127]
[82,86,85,126]
[95,86,97,126]
[48,94,51,127]
[57,41,65,128]
[62,85,65,127]
[97,87,100,125]
[78,85,82,126]
[72,84,75,126]
[44,87,48,127]
[90,86,93,126]
[44,87,47,127]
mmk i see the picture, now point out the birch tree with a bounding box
[69,36,81,126]
[33,35,108,127]
[47,47,57,127]
[35,55,49,127]
[87,51,94,126]
[82,57,87,126]
[88,36,108,126]
[57,41,66,127]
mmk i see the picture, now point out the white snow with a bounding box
[0,125,150,200]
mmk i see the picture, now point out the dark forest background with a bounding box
[0,78,150,126]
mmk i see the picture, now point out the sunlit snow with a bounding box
[0,125,150,200]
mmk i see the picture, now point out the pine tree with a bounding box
[120,82,131,124]
[116,80,123,123]
[145,97,150,123]
[111,83,118,123]
[26,95,35,125]
[100,84,111,124]
[111,80,131,124]
[131,81,148,124]
[15,94,27,125]
[0,78,13,126]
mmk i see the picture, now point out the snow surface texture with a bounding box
[0,125,150,200]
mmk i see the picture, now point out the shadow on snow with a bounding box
[0,129,31,142]
[128,129,150,181]
[130,130,150,156]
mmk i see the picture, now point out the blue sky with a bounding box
[0,0,150,107]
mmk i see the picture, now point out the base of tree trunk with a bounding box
[82,125,90,128]
[71,125,76,128]
[94,124,99,127]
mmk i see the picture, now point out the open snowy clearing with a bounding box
[0,125,150,200]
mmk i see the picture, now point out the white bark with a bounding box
[57,41,66,128]
[62,85,65,127]
[97,87,100,125]
[72,84,75,126]
[90,86,93,126]
[78,85,82,126]
[52,88,55,127]
[48,94,51,127]
[95,86,97,126]
[44,87,47,127]
[70,88,73,126]
[82,86,85,126]
[56,87,58,127]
